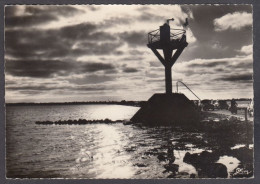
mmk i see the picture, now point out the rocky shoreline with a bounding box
[34,111,253,178]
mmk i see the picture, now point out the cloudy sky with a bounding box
[5,5,253,103]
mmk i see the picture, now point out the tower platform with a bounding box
[131,93,200,126]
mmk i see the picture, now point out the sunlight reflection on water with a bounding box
[91,125,135,178]
[85,105,139,121]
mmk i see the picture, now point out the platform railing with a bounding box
[176,81,201,101]
[148,29,186,44]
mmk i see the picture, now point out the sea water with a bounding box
[6,104,242,178]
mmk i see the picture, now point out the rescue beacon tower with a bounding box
[147,18,188,94]
[131,18,200,126]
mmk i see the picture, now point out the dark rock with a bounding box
[183,152,199,165]
[183,151,228,178]
[164,164,179,173]
[199,151,219,165]
[123,121,133,125]
[125,146,136,152]
[200,163,228,178]
[167,173,176,178]
[133,163,147,167]
[157,154,167,162]
[190,173,196,178]
[184,151,219,166]
[35,118,123,125]
[144,150,158,156]
[231,147,253,163]
[178,172,189,176]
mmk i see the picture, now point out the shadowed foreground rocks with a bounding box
[183,151,228,178]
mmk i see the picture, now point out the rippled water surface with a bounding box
[6,104,246,178]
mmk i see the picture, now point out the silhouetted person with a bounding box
[167,140,175,165]
[230,99,237,114]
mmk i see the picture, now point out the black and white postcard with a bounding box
[4,4,254,179]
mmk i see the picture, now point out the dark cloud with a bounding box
[215,68,224,72]
[19,90,44,95]
[5,5,82,28]
[136,6,151,12]
[119,31,146,46]
[5,80,17,85]
[50,41,122,58]
[5,59,74,78]
[69,74,115,85]
[75,85,108,91]
[102,17,131,27]
[87,5,100,11]
[80,62,115,73]
[113,51,124,55]
[183,5,252,40]
[146,79,164,83]
[5,6,18,17]
[145,72,161,78]
[5,22,104,53]
[129,49,144,55]
[188,61,228,68]
[184,69,198,76]
[56,22,115,42]
[186,59,252,72]
[150,61,162,67]
[6,84,110,93]
[123,67,139,73]
[180,5,252,61]
[122,56,144,61]
[77,42,123,55]
[5,23,121,59]
[5,29,64,59]
[59,23,97,40]
[6,85,62,91]
[105,69,119,74]
[5,59,116,78]
[89,31,117,41]
[25,6,83,17]
[233,61,252,69]
[5,14,57,28]
[217,74,252,82]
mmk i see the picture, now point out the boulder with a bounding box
[199,163,228,178]
[164,164,179,173]
[183,151,228,178]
